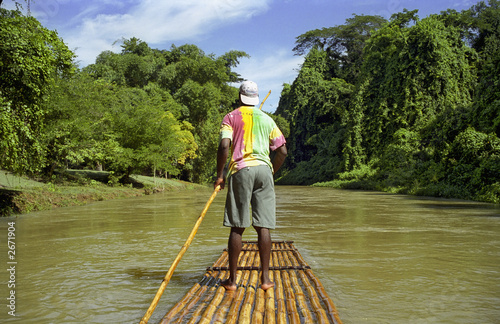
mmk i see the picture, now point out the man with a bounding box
[214,80,287,291]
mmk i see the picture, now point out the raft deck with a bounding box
[160,241,342,324]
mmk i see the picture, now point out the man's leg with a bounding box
[222,227,245,291]
[255,226,274,290]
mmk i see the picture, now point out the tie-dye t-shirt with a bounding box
[220,106,286,177]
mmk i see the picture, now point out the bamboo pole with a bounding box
[305,269,343,324]
[238,253,258,322]
[286,248,314,323]
[259,90,271,110]
[276,249,300,324]
[175,277,213,322]
[187,267,226,324]
[239,269,259,324]
[213,278,234,324]
[140,185,221,324]
[250,248,265,324]
[273,250,287,324]
[251,288,266,324]
[289,268,314,323]
[198,285,226,324]
[226,286,247,324]
[212,273,232,323]
[225,247,253,324]
[264,265,276,324]
[295,266,330,323]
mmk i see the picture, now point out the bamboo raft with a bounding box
[159,241,342,324]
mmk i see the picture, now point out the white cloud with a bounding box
[62,0,271,66]
[234,50,304,112]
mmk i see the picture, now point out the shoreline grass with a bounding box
[0,170,205,217]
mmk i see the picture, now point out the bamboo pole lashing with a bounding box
[160,270,215,323]
[190,269,227,324]
[199,252,232,323]
[212,284,234,324]
[172,263,224,323]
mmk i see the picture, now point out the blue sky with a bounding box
[3,0,479,112]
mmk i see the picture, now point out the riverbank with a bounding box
[0,170,204,217]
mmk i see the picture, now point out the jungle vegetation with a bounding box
[276,1,500,203]
[0,1,498,203]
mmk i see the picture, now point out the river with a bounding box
[1,186,499,323]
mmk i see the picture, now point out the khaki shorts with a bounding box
[224,165,276,229]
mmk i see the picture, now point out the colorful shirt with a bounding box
[220,106,286,177]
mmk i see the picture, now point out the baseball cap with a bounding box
[239,81,259,106]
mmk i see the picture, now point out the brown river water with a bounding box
[1,186,499,323]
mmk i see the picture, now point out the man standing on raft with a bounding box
[214,80,287,291]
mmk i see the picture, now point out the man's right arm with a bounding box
[215,138,231,189]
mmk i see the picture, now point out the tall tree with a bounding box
[293,14,387,82]
[0,8,75,174]
[276,48,354,177]
[360,13,477,156]
[465,0,500,135]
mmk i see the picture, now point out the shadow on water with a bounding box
[0,188,21,216]
[417,203,500,214]
[126,267,168,280]
[400,194,500,215]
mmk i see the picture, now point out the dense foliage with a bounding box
[0,8,75,174]
[276,1,500,203]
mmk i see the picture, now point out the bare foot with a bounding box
[221,279,237,291]
[261,281,275,291]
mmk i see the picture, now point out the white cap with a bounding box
[239,81,259,106]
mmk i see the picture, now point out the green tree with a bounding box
[465,0,500,135]
[293,14,387,82]
[43,72,197,178]
[85,40,245,182]
[0,8,75,174]
[360,13,477,156]
[276,47,354,174]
